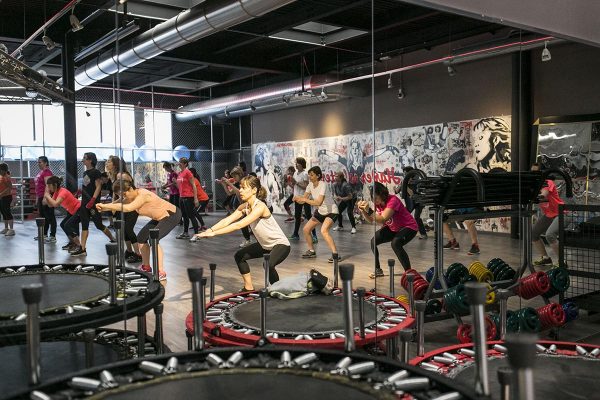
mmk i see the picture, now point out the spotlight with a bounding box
[85,110,91,117]
[319,88,328,100]
[387,74,393,89]
[69,13,84,32]
[447,64,456,77]
[397,87,405,99]
[42,32,56,50]
[224,107,230,117]
[250,103,256,112]
[51,100,62,107]
[542,41,551,62]
[25,88,38,98]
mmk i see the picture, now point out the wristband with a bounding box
[85,197,96,209]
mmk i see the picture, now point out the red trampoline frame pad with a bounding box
[186,290,414,349]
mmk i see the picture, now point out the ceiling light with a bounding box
[224,107,230,117]
[69,13,84,32]
[542,41,551,62]
[42,32,56,51]
[397,88,405,99]
[25,88,38,98]
[319,88,328,100]
[387,74,393,89]
[85,110,91,117]
[447,64,457,77]
[51,100,62,107]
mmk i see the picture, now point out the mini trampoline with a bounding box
[1,328,171,400]
[186,289,413,348]
[409,340,600,399]
[0,264,164,344]
[9,348,480,400]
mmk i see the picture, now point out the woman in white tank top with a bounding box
[196,175,290,292]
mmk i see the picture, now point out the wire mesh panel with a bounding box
[560,204,600,312]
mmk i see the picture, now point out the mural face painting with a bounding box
[253,115,512,232]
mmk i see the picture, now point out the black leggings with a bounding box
[79,204,106,231]
[180,197,199,234]
[337,199,356,228]
[293,201,315,237]
[371,226,417,271]
[60,211,80,238]
[234,242,290,283]
[137,208,182,243]
[283,194,293,212]
[169,194,180,208]
[193,200,208,226]
[0,196,13,221]
[123,211,138,244]
[37,197,56,236]
[406,201,426,236]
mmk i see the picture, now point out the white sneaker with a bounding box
[0,228,7,234]
[5,229,15,236]
[333,226,343,231]
[350,227,357,234]
[239,240,252,248]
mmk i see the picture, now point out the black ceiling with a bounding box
[0,0,521,107]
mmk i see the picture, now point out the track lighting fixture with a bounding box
[224,107,230,117]
[319,88,328,100]
[447,64,456,77]
[387,74,393,89]
[542,41,551,62]
[25,88,38,98]
[397,88,405,99]
[70,13,84,32]
[85,110,91,117]
[42,32,56,51]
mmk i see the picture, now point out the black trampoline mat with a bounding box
[451,355,600,399]
[91,371,386,400]
[1,341,120,399]
[0,273,109,317]
[229,295,382,335]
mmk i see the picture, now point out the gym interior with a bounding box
[1,1,599,399]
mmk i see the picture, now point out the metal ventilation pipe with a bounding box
[72,0,296,90]
[175,74,341,121]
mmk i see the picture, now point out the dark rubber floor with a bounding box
[0,273,109,317]
[92,372,383,400]
[229,295,382,335]
[1,341,120,399]
[451,355,600,399]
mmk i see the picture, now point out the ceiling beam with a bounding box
[155,55,286,75]
[131,64,208,90]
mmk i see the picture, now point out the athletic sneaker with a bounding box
[467,244,480,255]
[199,226,208,231]
[333,226,344,231]
[289,234,300,240]
[159,271,167,281]
[328,254,341,263]
[5,229,15,236]
[312,235,318,244]
[239,240,252,248]
[418,234,428,240]
[140,265,152,273]
[189,235,201,243]
[45,236,56,243]
[443,239,460,250]
[284,217,295,223]
[126,253,142,263]
[70,247,87,257]
[62,242,73,250]
[301,250,316,259]
[0,228,7,234]
[350,227,357,234]
[176,232,190,239]
[533,256,553,266]
[34,236,42,241]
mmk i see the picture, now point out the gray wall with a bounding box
[252,42,600,144]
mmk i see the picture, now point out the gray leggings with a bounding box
[532,214,559,243]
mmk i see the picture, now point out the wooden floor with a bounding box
[2,213,599,354]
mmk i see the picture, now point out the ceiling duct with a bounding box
[176,75,367,121]
[71,0,296,90]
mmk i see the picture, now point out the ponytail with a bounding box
[257,186,267,201]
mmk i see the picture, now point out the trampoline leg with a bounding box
[497,289,510,340]
[398,329,412,363]
[340,263,356,353]
[465,283,490,397]
[388,259,395,297]
[498,367,513,400]
[106,243,118,305]
[357,287,366,339]
[415,300,426,357]
[137,314,147,357]
[149,229,160,282]
[263,254,271,289]
[333,253,339,288]
[114,220,123,268]
[83,328,95,368]
[407,274,415,318]
[154,303,164,355]
[187,268,205,351]
[259,288,268,339]
[36,218,45,266]
[209,263,217,302]
[187,331,193,351]
[506,335,536,400]
[22,283,43,386]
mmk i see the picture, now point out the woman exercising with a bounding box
[196,175,290,292]
[358,182,418,278]
[43,176,82,252]
[96,180,182,281]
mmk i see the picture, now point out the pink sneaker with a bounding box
[159,271,167,281]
